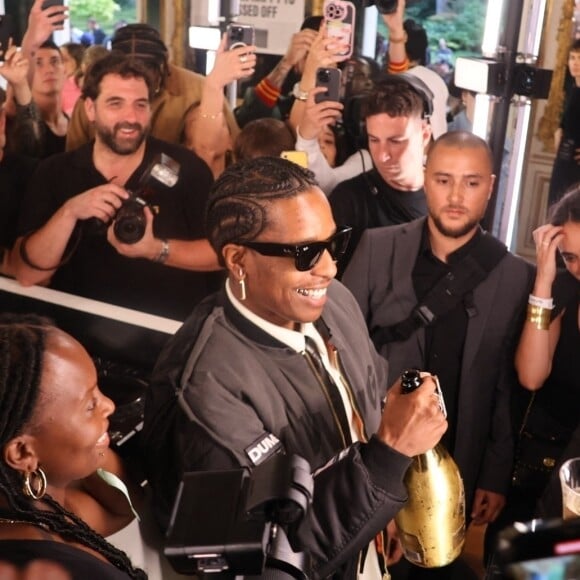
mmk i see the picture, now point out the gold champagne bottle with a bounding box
[394,369,466,568]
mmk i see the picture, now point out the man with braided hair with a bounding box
[66,22,240,156]
[143,156,447,579]
[0,314,146,578]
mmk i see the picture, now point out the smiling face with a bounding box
[366,113,431,190]
[85,73,151,155]
[425,143,495,241]
[228,188,338,329]
[26,331,115,488]
[559,221,580,280]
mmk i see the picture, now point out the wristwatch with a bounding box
[292,82,309,102]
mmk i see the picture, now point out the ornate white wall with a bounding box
[514,0,572,260]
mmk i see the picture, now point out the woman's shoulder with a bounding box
[0,539,132,579]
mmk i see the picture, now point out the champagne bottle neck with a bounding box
[400,369,423,394]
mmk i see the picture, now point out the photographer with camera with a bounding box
[9,52,222,320]
[143,156,448,579]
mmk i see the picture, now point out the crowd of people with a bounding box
[0,0,578,579]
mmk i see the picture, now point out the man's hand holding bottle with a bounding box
[378,373,447,457]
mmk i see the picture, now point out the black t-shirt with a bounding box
[17,137,223,320]
[0,540,133,579]
[533,270,580,431]
[329,169,427,275]
[0,153,38,248]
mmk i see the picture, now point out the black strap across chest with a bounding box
[371,233,507,348]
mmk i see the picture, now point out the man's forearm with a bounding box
[13,207,79,286]
[265,56,294,89]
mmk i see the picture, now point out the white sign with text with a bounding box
[238,0,306,55]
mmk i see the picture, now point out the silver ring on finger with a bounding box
[239,54,248,64]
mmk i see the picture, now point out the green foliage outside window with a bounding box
[404,0,487,58]
[69,0,121,34]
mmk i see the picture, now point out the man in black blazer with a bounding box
[343,131,534,578]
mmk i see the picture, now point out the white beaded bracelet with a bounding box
[528,294,554,310]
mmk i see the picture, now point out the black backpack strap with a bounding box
[371,233,508,347]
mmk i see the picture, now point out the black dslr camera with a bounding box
[113,153,180,244]
[165,454,313,579]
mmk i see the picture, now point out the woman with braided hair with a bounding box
[0,314,146,579]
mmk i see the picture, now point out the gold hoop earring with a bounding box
[238,268,247,301]
[23,468,47,500]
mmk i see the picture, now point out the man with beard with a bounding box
[342,131,534,579]
[10,53,221,320]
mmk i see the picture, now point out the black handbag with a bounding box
[512,392,571,494]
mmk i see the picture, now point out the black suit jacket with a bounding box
[343,218,534,510]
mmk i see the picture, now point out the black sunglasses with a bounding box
[240,226,352,271]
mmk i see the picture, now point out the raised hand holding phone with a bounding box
[225,23,256,79]
[209,33,257,87]
[23,0,68,57]
[40,0,67,27]
[297,86,343,142]
[226,23,255,50]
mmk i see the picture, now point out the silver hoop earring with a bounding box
[23,468,47,500]
[237,268,247,301]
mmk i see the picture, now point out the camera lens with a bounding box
[113,198,147,244]
[318,69,330,83]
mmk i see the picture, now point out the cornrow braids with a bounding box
[205,157,319,266]
[0,314,146,580]
[111,23,169,91]
[0,314,48,444]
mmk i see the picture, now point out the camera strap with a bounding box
[18,226,82,271]
[370,232,507,347]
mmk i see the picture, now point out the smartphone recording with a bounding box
[315,68,342,103]
[226,23,255,50]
